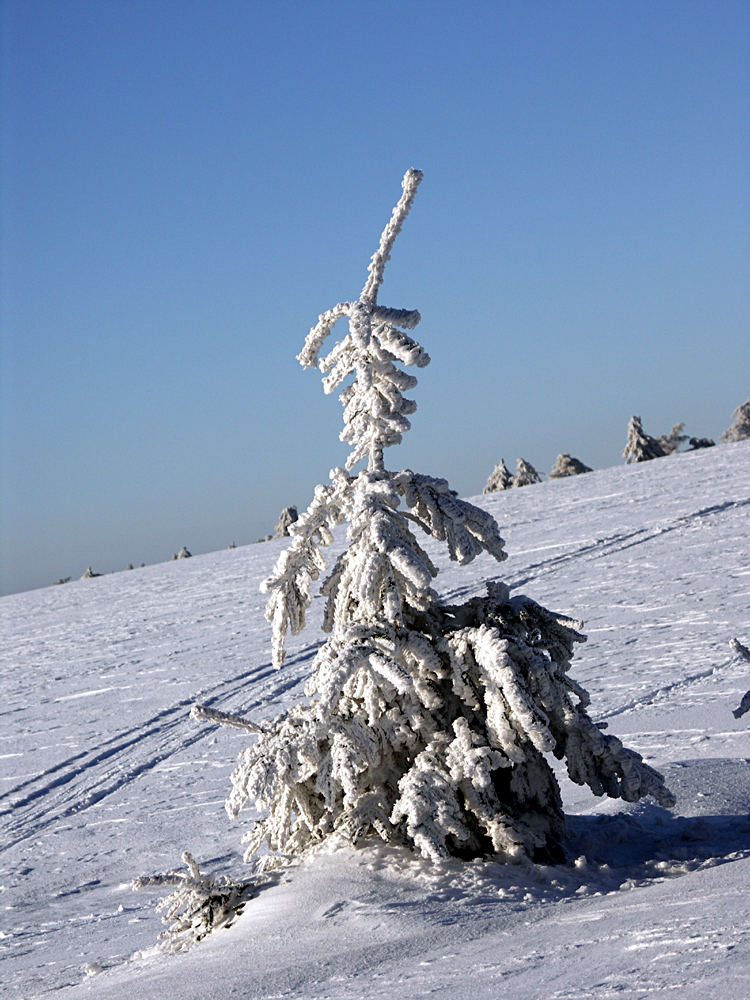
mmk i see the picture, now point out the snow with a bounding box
[2,440,750,999]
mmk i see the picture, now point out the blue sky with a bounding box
[1,0,748,596]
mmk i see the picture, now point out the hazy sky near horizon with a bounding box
[1,0,748,596]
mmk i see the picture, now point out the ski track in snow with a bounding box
[509,495,750,590]
[0,644,317,853]
[1,440,749,999]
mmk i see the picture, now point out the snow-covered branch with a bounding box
[261,469,350,668]
[191,704,265,734]
[360,168,423,305]
[397,470,507,565]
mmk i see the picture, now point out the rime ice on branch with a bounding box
[208,170,674,873]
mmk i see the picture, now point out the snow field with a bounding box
[1,439,749,998]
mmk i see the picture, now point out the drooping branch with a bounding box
[397,470,507,565]
[261,469,351,668]
[191,704,265,734]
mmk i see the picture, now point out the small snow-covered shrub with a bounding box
[133,851,254,952]
[549,454,592,479]
[657,422,688,455]
[203,170,673,873]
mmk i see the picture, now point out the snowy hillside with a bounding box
[2,441,750,999]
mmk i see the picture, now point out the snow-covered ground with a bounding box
[2,441,750,999]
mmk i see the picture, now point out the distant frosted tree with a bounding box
[513,458,541,487]
[194,170,673,877]
[657,422,688,455]
[274,506,299,538]
[549,454,592,479]
[483,458,513,493]
[721,399,750,443]
[622,416,667,464]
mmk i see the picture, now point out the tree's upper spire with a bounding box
[297,170,428,472]
[361,168,423,305]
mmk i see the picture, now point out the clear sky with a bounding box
[1,0,748,596]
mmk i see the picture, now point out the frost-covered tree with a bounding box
[721,399,750,443]
[483,458,513,493]
[513,458,541,487]
[657,422,688,455]
[548,454,592,479]
[199,170,673,874]
[622,415,667,464]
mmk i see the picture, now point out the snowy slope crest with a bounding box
[1,441,750,998]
